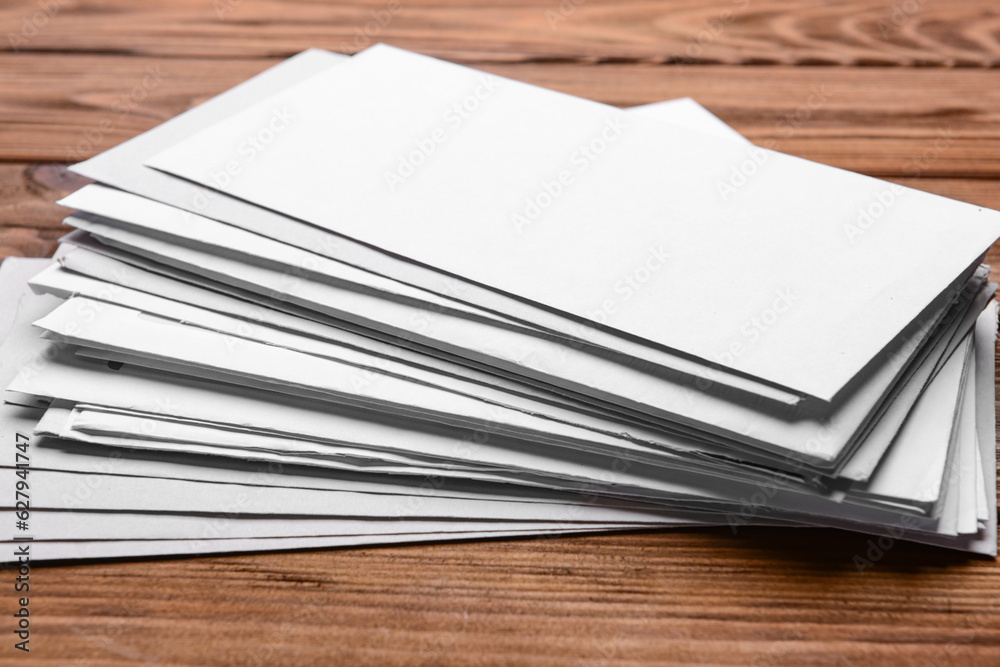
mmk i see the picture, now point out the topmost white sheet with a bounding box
[147,44,1000,401]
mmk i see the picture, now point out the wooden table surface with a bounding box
[3,1,1000,664]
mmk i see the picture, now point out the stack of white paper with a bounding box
[2,45,998,561]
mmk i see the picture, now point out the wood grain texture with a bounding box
[2,0,1000,664]
[1,54,999,175]
[22,528,1000,665]
[2,0,1000,66]
[0,164,89,257]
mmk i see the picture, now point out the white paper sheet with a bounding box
[147,44,1000,401]
[71,50,798,406]
[6,509,651,542]
[56,217,974,469]
[849,338,971,513]
[35,246,988,489]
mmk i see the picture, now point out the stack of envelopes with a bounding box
[3,45,1000,561]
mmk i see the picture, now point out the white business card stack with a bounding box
[2,46,998,561]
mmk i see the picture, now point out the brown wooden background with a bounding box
[2,0,1000,664]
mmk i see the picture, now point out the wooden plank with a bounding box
[0,226,61,257]
[0,54,264,164]
[0,163,89,228]
[26,528,1000,665]
[1,54,999,176]
[2,0,1000,66]
[1,3,999,663]
[0,163,89,256]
